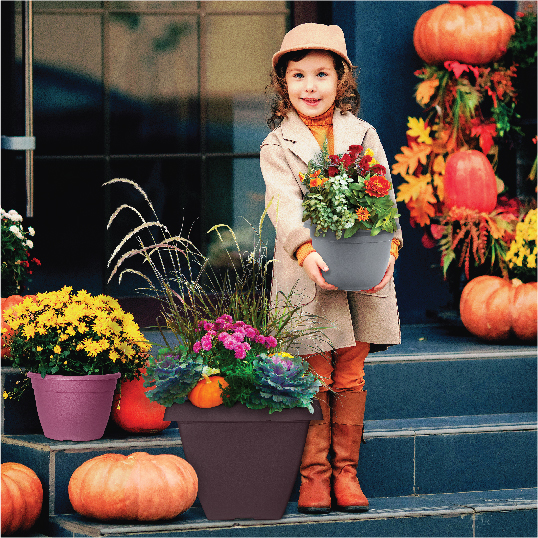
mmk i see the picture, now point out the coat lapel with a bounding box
[280,110,321,165]
[281,108,370,164]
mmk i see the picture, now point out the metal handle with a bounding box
[24,1,34,217]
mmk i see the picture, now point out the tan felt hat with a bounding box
[272,23,352,69]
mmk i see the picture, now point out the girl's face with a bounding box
[285,50,338,118]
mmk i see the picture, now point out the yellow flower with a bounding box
[36,346,43,352]
[53,345,62,354]
[109,350,120,362]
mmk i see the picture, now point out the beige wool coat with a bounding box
[260,108,402,355]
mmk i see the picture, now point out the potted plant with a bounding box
[1,287,150,441]
[300,142,400,290]
[1,208,40,297]
[106,178,330,521]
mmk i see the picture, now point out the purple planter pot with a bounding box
[27,372,120,441]
[308,223,394,291]
[164,400,322,521]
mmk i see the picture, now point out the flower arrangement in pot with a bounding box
[1,208,41,297]
[105,178,331,520]
[300,142,400,290]
[1,286,150,441]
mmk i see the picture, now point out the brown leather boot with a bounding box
[331,390,369,512]
[298,391,332,514]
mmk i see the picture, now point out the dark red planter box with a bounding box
[164,401,322,520]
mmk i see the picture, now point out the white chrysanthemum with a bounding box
[28,227,35,236]
[9,225,24,239]
[7,210,22,222]
[26,240,33,249]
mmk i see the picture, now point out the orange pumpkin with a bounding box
[188,376,229,408]
[68,452,198,521]
[460,276,538,341]
[1,296,35,358]
[112,368,171,434]
[414,3,515,65]
[1,462,43,536]
[443,150,498,213]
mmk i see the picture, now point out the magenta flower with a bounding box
[264,336,278,349]
[193,341,202,353]
[201,334,213,351]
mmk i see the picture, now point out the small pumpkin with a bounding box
[188,376,229,408]
[1,295,35,358]
[460,275,538,341]
[1,462,43,536]
[414,3,515,65]
[443,150,498,213]
[68,452,198,521]
[111,368,171,434]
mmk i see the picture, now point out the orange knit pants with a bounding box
[301,341,369,393]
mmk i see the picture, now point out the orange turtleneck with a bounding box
[297,105,335,155]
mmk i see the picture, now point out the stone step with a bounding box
[47,488,538,537]
[2,412,535,524]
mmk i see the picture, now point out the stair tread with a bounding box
[366,412,537,436]
[3,412,536,451]
[50,488,537,535]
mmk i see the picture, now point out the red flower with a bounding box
[347,144,363,161]
[358,155,372,173]
[340,153,353,169]
[328,166,339,177]
[365,176,391,198]
[370,164,386,176]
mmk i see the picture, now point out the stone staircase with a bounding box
[2,324,537,537]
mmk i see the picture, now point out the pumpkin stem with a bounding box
[512,278,523,287]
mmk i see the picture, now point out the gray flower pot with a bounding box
[308,223,394,291]
[164,400,321,520]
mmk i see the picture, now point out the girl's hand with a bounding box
[302,252,339,290]
[364,255,396,293]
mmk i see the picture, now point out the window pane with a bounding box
[205,15,285,95]
[205,1,288,13]
[27,13,104,155]
[108,14,200,154]
[109,1,197,12]
[30,160,106,295]
[205,14,284,153]
[33,2,103,11]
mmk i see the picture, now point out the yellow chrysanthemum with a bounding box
[53,345,62,354]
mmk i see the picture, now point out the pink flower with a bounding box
[264,336,278,349]
[255,335,266,344]
[193,342,202,353]
[201,334,213,351]
[245,327,258,339]
[223,336,236,351]
[203,321,214,331]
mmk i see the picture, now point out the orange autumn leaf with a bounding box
[407,184,437,226]
[396,174,432,204]
[392,142,432,177]
[415,76,439,106]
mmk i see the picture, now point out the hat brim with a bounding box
[272,46,352,70]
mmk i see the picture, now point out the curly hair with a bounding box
[267,49,360,130]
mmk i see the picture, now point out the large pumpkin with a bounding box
[460,275,538,341]
[1,462,43,536]
[1,295,35,357]
[443,150,498,213]
[414,3,515,65]
[111,368,171,434]
[68,452,198,521]
[188,376,229,408]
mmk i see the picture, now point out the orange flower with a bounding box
[356,207,370,221]
[365,176,391,198]
[309,176,328,188]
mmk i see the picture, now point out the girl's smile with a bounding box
[285,51,338,118]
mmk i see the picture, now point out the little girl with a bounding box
[260,23,402,514]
